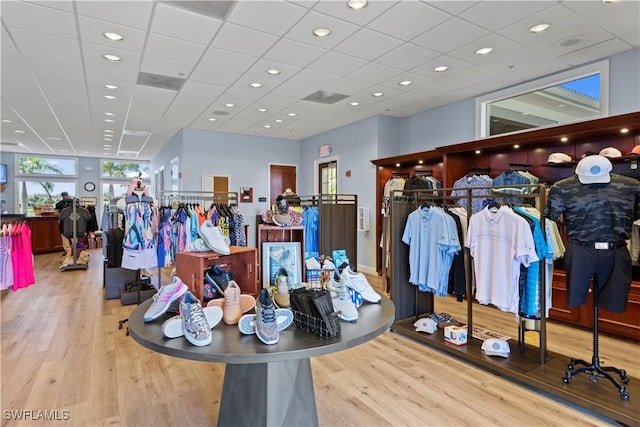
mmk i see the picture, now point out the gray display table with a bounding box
[128,295,395,427]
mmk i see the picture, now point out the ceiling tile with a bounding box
[141,55,195,78]
[263,38,326,67]
[594,3,640,38]
[151,3,222,45]
[560,0,637,21]
[189,65,240,86]
[411,17,490,54]
[145,33,207,65]
[227,0,307,37]
[375,43,440,70]
[286,69,340,89]
[284,11,360,49]
[482,48,571,81]
[180,81,227,99]
[620,30,640,48]
[76,0,153,30]
[268,82,317,100]
[459,1,551,32]
[440,66,501,87]
[378,71,434,91]
[411,55,474,80]
[428,1,480,16]
[81,41,142,70]
[199,47,258,74]
[410,80,463,98]
[323,77,371,96]
[306,51,367,77]
[349,62,402,85]
[212,23,279,57]
[1,1,77,39]
[561,39,634,67]
[368,1,451,41]
[333,28,403,61]
[9,28,81,59]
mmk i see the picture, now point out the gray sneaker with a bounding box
[180,291,212,346]
[255,289,279,345]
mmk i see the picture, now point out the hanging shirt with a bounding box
[303,206,319,260]
[452,174,492,214]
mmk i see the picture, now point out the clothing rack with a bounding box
[507,162,531,170]
[389,184,548,364]
[61,198,89,272]
[468,166,491,174]
[160,190,238,207]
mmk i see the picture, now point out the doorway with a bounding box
[269,165,297,204]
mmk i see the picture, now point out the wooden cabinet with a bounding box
[24,216,63,254]
[256,224,304,287]
[175,247,257,303]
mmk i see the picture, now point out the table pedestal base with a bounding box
[219,358,318,427]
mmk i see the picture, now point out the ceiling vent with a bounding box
[303,90,349,105]
[161,1,237,20]
[123,130,152,137]
[211,110,230,116]
[137,72,186,91]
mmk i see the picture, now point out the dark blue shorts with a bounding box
[565,241,632,313]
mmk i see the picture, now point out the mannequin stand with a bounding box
[562,287,630,400]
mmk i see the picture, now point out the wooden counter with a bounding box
[24,215,64,254]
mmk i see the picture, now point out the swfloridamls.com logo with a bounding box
[3,409,70,421]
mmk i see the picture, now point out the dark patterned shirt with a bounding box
[544,174,640,242]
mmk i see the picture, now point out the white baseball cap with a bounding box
[413,318,438,334]
[599,147,622,158]
[575,155,612,184]
[546,153,572,164]
[481,338,510,357]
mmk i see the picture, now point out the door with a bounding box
[269,165,296,205]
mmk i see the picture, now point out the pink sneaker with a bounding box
[143,277,188,322]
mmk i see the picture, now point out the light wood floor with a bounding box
[1,250,636,427]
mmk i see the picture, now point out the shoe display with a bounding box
[205,264,234,295]
[162,306,223,339]
[325,273,358,322]
[273,267,290,308]
[143,277,188,322]
[340,266,381,303]
[198,222,231,255]
[255,288,279,345]
[222,280,242,325]
[180,291,212,347]
[349,288,364,309]
[188,238,210,252]
[237,309,294,335]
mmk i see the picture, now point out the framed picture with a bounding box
[262,242,302,287]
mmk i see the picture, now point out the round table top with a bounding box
[128,295,395,364]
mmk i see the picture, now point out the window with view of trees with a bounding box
[15,156,78,214]
[101,160,150,201]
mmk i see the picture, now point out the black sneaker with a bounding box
[205,264,233,295]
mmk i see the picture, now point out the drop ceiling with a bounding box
[1,0,638,160]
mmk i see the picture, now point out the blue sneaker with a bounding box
[238,309,293,335]
[349,288,364,309]
[255,289,279,345]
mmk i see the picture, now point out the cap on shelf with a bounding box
[413,317,437,334]
[546,153,572,164]
[575,154,612,184]
[481,338,510,357]
[628,145,640,156]
[599,147,622,158]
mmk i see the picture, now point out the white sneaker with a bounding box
[237,309,294,335]
[198,222,231,255]
[162,306,223,338]
[326,273,358,322]
[340,266,381,303]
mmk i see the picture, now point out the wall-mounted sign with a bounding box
[319,145,332,158]
[240,187,253,203]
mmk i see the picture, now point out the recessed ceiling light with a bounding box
[560,136,569,142]
[621,128,629,134]
[104,119,115,123]
[104,130,114,133]
[348,0,367,10]
[399,80,412,86]
[475,150,481,154]
[46,136,62,141]
[13,130,25,134]
[224,103,235,108]
[476,47,493,55]
[264,124,271,128]
[104,112,115,116]
[104,144,112,148]
[287,112,297,117]
[395,163,400,167]
[104,95,117,100]
[313,28,331,37]
[557,103,566,108]
[418,160,424,164]
[104,84,118,90]
[266,69,281,75]
[349,101,360,106]
[1,119,14,123]
[103,54,121,62]
[372,92,384,97]
[249,82,262,88]
[513,144,520,149]
[529,23,550,33]
[258,108,268,113]
[59,149,68,152]
[208,118,217,122]
[103,32,123,41]
[433,65,449,72]
[275,119,283,123]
